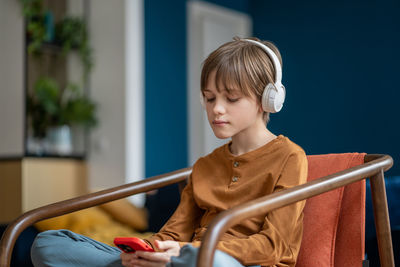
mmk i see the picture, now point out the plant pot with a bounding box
[27,136,47,156]
[46,125,73,155]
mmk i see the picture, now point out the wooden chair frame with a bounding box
[0,154,395,267]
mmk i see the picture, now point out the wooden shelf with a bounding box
[0,158,87,224]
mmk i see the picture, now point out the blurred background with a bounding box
[1,0,399,265]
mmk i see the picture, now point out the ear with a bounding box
[258,103,264,113]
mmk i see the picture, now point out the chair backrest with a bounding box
[296,153,366,267]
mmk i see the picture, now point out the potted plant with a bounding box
[19,0,97,156]
[27,77,97,155]
[20,0,47,54]
[56,16,93,82]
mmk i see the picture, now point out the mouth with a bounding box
[212,120,228,125]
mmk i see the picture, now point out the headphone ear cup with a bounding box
[262,83,285,113]
[262,83,276,113]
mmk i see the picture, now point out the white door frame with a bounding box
[125,0,145,207]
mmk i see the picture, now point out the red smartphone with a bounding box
[114,237,155,253]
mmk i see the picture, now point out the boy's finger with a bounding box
[135,251,170,263]
[120,252,138,260]
[155,240,177,250]
[132,257,165,267]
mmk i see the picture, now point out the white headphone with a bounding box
[200,39,286,113]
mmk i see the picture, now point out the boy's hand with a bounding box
[121,240,180,267]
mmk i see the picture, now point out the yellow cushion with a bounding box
[35,207,112,233]
[99,198,148,231]
[35,207,152,246]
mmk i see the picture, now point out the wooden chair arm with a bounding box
[0,167,192,267]
[197,154,394,267]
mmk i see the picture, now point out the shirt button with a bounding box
[232,176,238,182]
[233,161,239,167]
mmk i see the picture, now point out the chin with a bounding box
[212,131,232,140]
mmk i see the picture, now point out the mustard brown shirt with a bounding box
[145,135,308,266]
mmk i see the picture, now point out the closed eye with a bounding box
[227,98,239,103]
[206,97,215,103]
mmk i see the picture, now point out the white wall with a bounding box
[0,0,144,204]
[88,0,144,206]
[0,0,24,156]
[88,0,127,189]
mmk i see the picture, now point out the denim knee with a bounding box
[31,230,60,267]
[168,244,245,267]
[31,230,122,267]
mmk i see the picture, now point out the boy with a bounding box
[32,37,307,267]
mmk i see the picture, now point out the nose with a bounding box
[212,98,226,115]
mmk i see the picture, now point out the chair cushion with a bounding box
[34,207,152,246]
[99,198,148,231]
[296,153,365,267]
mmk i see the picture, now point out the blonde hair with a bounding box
[200,37,283,123]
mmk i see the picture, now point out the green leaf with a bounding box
[33,77,60,115]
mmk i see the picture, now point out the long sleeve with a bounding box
[145,174,204,251]
[146,135,308,266]
[213,151,308,266]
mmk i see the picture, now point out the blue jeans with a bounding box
[31,230,259,267]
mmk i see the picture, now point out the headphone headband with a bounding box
[241,39,282,84]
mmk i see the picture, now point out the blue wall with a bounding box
[145,0,400,178]
[144,0,399,230]
[145,0,188,177]
[251,0,400,175]
[144,0,188,231]
[144,1,250,178]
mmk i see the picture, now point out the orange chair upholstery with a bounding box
[297,153,366,267]
[197,154,394,267]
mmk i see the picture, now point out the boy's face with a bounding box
[203,71,264,140]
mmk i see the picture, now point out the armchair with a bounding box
[0,154,395,267]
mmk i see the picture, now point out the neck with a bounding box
[229,123,276,156]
